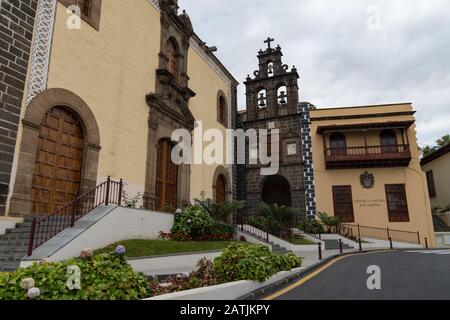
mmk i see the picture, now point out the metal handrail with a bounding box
[27,176,123,256]
[233,213,270,243]
[338,223,421,245]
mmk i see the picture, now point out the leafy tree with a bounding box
[421,134,450,157]
[436,134,450,147]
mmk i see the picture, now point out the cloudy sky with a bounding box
[180,0,450,148]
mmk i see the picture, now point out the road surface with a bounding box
[265,250,450,300]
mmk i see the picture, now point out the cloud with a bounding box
[181,0,450,146]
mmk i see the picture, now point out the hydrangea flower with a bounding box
[80,248,93,259]
[20,278,35,290]
[27,287,41,300]
[39,258,51,265]
[182,272,190,279]
[115,245,126,255]
[175,209,182,214]
[176,274,182,279]
[159,282,172,288]
[187,219,192,224]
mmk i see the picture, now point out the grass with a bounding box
[94,240,246,258]
[288,237,316,245]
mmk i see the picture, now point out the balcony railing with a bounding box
[325,144,412,169]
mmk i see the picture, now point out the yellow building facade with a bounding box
[6,0,237,216]
[310,103,436,246]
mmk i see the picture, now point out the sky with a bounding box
[180,0,450,148]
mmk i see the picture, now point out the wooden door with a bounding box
[31,107,84,215]
[216,175,227,203]
[156,139,178,211]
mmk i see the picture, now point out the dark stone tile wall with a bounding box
[299,102,317,219]
[238,113,307,217]
[0,0,37,215]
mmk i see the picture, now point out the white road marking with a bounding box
[407,250,450,255]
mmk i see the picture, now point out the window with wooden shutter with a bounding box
[156,139,178,212]
[59,0,102,30]
[426,171,437,198]
[332,186,355,223]
[385,184,410,222]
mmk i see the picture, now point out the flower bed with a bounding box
[0,246,149,300]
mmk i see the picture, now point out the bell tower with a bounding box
[237,38,312,219]
[245,37,300,120]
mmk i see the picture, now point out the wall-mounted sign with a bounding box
[360,171,375,189]
[354,199,386,208]
[287,143,297,156]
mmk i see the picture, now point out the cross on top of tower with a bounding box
[264,37,275,49]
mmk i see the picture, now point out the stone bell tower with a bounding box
[237,38,314,219]
[245,37,300,120]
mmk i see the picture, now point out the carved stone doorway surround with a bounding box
[9,88,101,217]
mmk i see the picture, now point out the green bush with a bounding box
[0,252,149,300]
[209,223,236,237]
[214,244,302,283]
[171,205,215,238]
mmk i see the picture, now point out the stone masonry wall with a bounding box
[0,0,37,215]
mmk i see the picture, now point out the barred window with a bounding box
[332,186,355,223]
[385,184,410,222]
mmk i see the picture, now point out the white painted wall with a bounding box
[435,232,450,248]
[0,217,23,235]
[128,251,222,276]
[21,207,174,266]
[144,266,305,300]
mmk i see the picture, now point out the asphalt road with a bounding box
[266,250,450,300]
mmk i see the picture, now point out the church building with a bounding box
[3,0,238,217]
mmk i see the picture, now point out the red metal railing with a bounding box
[338,223,421,245]
[27,176,123,256]
[325,144,411,159]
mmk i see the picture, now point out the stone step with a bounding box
[0,261,20,272]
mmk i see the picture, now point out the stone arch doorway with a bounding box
[9,88,101,217]
[31,107,84,214]
[212,166,232,203]
[261,175,292,207]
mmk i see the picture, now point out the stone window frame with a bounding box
[217,90,228,127]
[58,0,102,31]
[8,88,101,217]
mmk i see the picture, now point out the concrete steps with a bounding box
[0,220,32,272]
[323,239,354,251]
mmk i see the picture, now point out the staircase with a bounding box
[433,215,450,232]
[269,241,290,254]
[323,239,354,251]
[0,218,33,272]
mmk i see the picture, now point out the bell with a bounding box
[259,93,266,107]
[268,64,274,76]
[278,91,287,105]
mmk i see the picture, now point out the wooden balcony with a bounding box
[325,145,412,169]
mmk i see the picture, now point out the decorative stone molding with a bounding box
[25,0,57,107]
[9,88,101,217]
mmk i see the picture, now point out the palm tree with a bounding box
[194,196,246,223]
[316,212,342,233]
[258,202,298,237]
